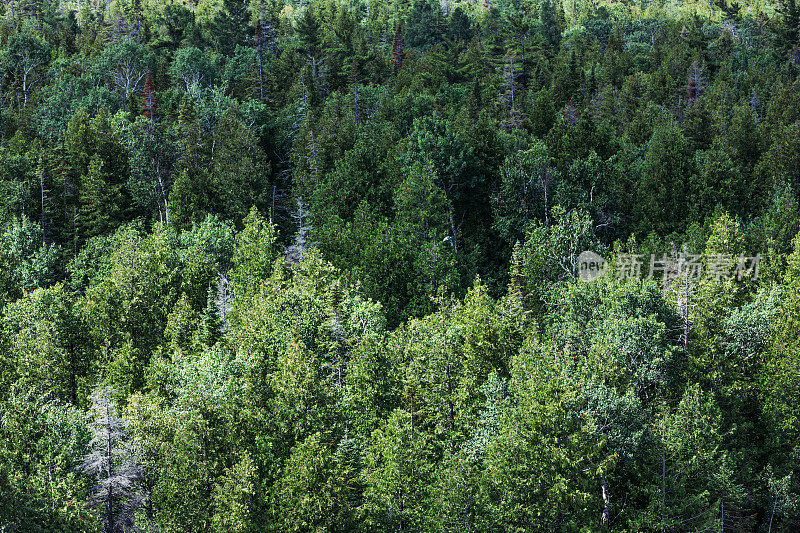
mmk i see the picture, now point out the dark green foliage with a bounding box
[634,114,694,236]
[405,0,444,49]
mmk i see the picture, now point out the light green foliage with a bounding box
[425,449,481,531]
[519,205,598,308]
[3,283,89,404]
[212,453,256,533]
[362,408,433,531]
[0,215,61,292]
[479,339,601,531]
[761,286,800,462]
[177,214,236,310]
[82,226,179,396]
[683,211,747,390]
[758,186,800,283]
[272,433,354,532]
[648,384,741,532]
[229,206,277,299]
[0,390,96,532]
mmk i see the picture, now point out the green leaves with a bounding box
[0,389,95,532]
[362,409,433,531]
[230,207,277,300]
[170,47,215,94]
[0,215,61,292]
[635,115,694,236]
[3,2,800,531]
[3,283,89,405]
[273,434,354,532]
[518,205,598,310]
[492,141,560,245]
[394,161,451,241]
[480,339,600,532]
[3,33,51,113]
[212,453,256,533]
[648,384,739,532]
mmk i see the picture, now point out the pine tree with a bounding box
[215,0,250,53]
[540,0,561,50]
[350,59,360,126]
[776,0,799,49]
[49,144,76,251]
[131,0,142,44]
[253,18,277,102]
[77,155,122,242]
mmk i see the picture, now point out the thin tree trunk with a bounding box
[768,494,778,532]
[106,395,114,533]
[40,167,47,244]
[662,443,666,533]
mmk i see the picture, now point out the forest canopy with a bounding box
[1,0,800,531]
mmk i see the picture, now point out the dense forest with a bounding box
[1,0,800,530]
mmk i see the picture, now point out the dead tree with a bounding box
[686,61,707,104]
[80,386,142,533]
[390,24,406,73]
[500,48,525,131]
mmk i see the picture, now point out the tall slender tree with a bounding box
[80,386,142,533]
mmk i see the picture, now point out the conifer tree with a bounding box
[540,0,561,49]
[77,155,122,242]
[49,144,76,250]
[390,23,406,72]
[777,0,800,49]
[80,386,142,533]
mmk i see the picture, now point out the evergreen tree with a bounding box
[77,155,122,242]
[80,386,142,533]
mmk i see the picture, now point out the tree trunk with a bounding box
[601,478,610,527]
[106,395,114,533]
[662,443,666,533]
